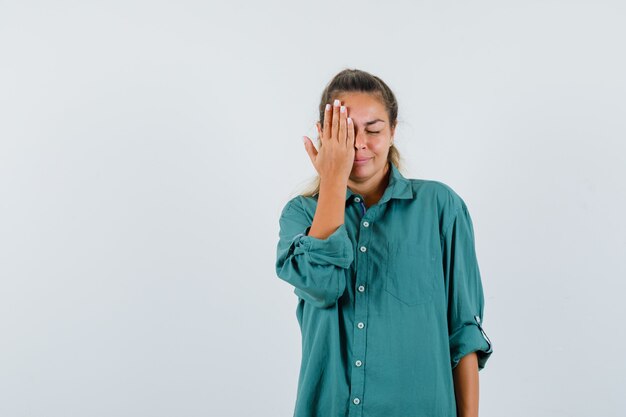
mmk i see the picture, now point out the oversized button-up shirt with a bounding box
[275,161,493,417]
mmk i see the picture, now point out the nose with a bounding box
[354,131,367,149]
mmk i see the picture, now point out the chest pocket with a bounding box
[384,242,435,306]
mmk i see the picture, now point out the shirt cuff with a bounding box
[290,223,354,269]
[449,320,493,371]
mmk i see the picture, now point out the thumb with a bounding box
[302,136,317,162]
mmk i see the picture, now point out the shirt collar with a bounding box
[313,160,413,204]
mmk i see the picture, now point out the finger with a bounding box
[338,105,347,145]
[331,99,340,142]
[346,117,355,148]
[322,104,331,142]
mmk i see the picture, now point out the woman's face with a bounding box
[334,91,394,182]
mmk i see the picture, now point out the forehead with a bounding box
[335,92,387,122]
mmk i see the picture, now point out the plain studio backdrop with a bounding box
[1,1,625,416]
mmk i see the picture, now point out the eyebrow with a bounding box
[365,119,385,126]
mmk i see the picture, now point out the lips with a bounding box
[353,157,372,166]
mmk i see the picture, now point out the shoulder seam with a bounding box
[283,195,303,214]
[441,205,463,239]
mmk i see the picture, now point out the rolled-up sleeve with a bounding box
[275,198,354,309]
[442,200,493,371]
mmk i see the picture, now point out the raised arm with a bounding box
[275,98,358,308]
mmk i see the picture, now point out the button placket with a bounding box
[350,203,371,416]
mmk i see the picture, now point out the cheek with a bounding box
[371,138,390,153]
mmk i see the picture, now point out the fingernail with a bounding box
[325,103,331,111]
[340,106,345,113]
[334,99,340,106]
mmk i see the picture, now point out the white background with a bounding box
[1,1,625,416]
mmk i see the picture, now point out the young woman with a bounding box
[275,68,493,417]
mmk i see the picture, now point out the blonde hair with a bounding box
[299,68,406,197]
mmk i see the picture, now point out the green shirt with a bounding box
[275,161,493,417]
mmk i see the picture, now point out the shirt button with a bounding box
[357,322,364,329]
[358,285,365,292]
[353,397,360,405]
[360,246,367,252]
[354,197,361,202]
[355,360,362,367]
[363,221,369,227]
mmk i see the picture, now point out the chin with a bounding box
[350,166,373,178]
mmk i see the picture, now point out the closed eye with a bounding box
[367,131,381,134]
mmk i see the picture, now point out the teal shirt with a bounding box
[275,161,493,417]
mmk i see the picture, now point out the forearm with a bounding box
[452,351,479,417]
[307,179,348,239]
